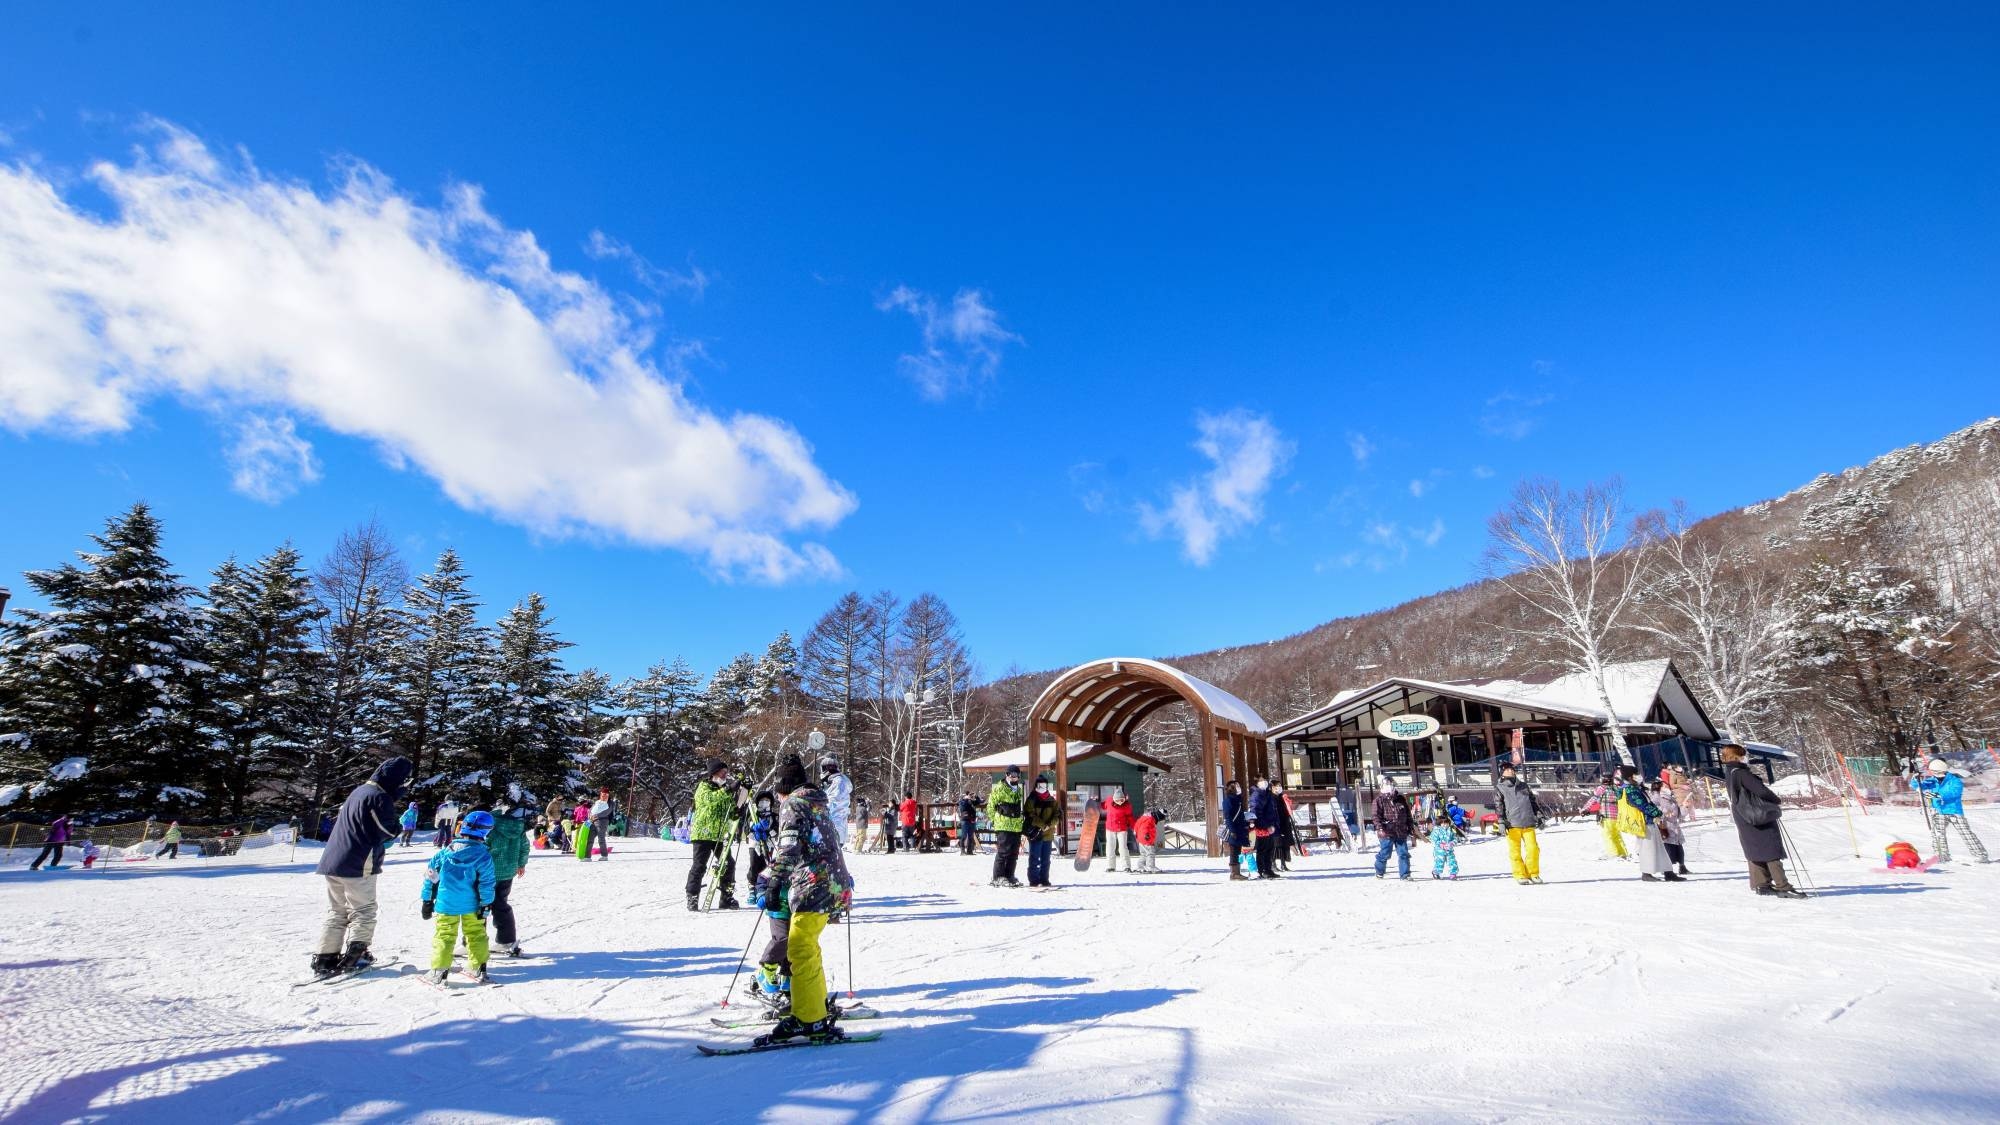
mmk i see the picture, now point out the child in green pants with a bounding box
[421,809,497,984]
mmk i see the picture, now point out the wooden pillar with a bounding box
[1053,733,1068,795]
[1201,720,1221,858]
[1027,720,1041,794]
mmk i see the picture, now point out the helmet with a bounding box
[820,756,840,775]
[1928,758,1949,775]
[459,810,495,840]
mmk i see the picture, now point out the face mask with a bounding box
[1035,785,1049,794]
[1256,781,1269,790]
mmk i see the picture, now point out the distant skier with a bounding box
[758,753,854,1045]
[1023,775,1062,887]
[1911,759,1989,864]
[155,821,182,860]
[587,788,614,860]
[987,767,1025,887]
[488,795,531,959]
[1721,743,1805,898]
[1134,807,1162,873]
[1589,774,1629,861]
[1650,776,1692,875]
[820,757,852,851]
[1221,780,1250,880]
[957,792,979,855]
[398,802,420,847]
[27,814,72,871]
[1247,778,1282,880]
[311,755,414,978]
[1371,778,1414,880]
[1494,761,1543,884]
[1103,787,1136,872]
[420,809,497,984]
[434,797,461,849]
[687,760,744,911]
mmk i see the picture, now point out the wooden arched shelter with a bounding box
[1025,657,1270,858]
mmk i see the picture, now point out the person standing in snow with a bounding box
[686,760,746,910]
[1721,744,1805,898]
[1247,778,1283,880]
[28,814,72,871]
[987,767,1025,887]
[957,791,979,855]
[1134,806,1162,873]
[1589,774,1630,861]
[1273,782,1299,872]
[398,802,420,847]
[1616,765,1680,883]
[1022,775,1062,887]
[760,753,854,1044]
[896,791,920,852]
[1427,812,1461,880]
[486,796,531,959]
[155,821,182,860]
[1102,787,1137,872]
[80,837,100,869]
[1221,780,1250,880]
[433,797,461,849]
[311,755,414,978]
[420,809,497,984]
[817,757,852,851]
[1494,762,1543,884]
[586,788,614,861]
[542,794,569,852]
[1371,778,1414,880]
[1650,777,1692,876]
[1911,759,1989,863]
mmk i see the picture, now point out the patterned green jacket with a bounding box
[691,779,739,842]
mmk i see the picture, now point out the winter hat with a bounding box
[820,756,841,775]
[1498,762,1516,776]
[773,754,809,794]
[1928,759,1950,775]
[1004,766,1022,780]
[707,759,731,779]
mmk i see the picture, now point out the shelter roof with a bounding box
[962,741,1174,774]
[1030,657,1268,742]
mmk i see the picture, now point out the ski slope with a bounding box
[2,805,1996,1124]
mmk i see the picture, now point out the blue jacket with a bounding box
[1247,787,1280,832]
[422,839,497,915]
[399,805,419,830]
[1221,791,1249,846]
[1913,773,1966,817]
[316,758,413,878]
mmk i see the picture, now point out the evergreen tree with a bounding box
[199,547,325,816]
[298,521,404,833]
[390,550,486,789]
[752,630,801,717]
[604,658,708,818]
[482,593,581,800]
[0,503,205,814]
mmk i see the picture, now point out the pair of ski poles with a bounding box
[719,895,858,1008]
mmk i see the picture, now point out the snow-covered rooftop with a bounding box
[1030,657,1267,735]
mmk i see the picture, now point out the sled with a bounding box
[573,822,591,860]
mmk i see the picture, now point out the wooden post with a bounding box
[1202,721,1221,858]
[1026,721,1042,798]
[1053,733,1069,851]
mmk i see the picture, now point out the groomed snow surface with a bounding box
[3,806,1997,1124]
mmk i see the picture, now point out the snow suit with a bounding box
[1023,790,1061,886]
[1884,841,1923,870]
[80,840,99,869]
[1724,761,1795,893]
[1103,797,1136,871]
[1134,812,1160,873]
[1912,773,1989,863]
[421,838,496,971]
[987,777,1025,883]
[1372,790,1413,878]
[28,815,71,870]
[767,783,852,1024]
[1655,789,1689,873]
[1428,821,1459,878]
[1494,775,1541,881]
[315,757,413,957]
[1591,783,1629,859]
[1247,787,1282,879]
[398,804,419,847]
[485,807,530,948]
[822,770,852,851]
[686,778,743,906]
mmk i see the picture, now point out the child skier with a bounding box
[1911,759,1990,864]
[760,753,854,1046]
[80,838,100,869]
[1428,814,1462,880]
[1134,806,1162,874]
[156,821,182,860]
[420,809,497,984]
[748,855,792,1016]
[398,802,419,847]
[746,790,776,892]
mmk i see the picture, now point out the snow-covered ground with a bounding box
[3,805,1997,1124]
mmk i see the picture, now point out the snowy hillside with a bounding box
[3,809,1997,1123]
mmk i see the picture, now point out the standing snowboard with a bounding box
[1072,798,1103,871]
[573,821,592,860]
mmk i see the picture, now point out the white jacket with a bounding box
[824,772,852,828]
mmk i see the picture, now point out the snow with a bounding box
[49,756,88,781]
[2,809,1998,1122]
[0,785,21,808]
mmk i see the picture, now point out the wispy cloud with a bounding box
[584,230,711,300]
[1139,410,1294,565]
[0,119,853,582]
[1472,464,1496,479]
[1347,432,1375,467]
[1480,391,1555,440]
[877,285,1021,401]
[1408,479,1429,498]
[1338,517,1447,570]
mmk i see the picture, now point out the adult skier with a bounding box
[1721,743,1805,898]
[1493,761,1543,884]
[155,821,183,860]
[487,794,531,958]
[1371,778,1414,880]
[759,753,854,1045]
[1911,758,1989,863]
[1023,775,1062,887]
[1221,780,1249,880]
[819,757,852,850]
[687,760,746,910]
[311,755,414,978]
[419,808,497,984]
[1247,778,1282,880]
[1102,787,1136,872]
[27,814,72,871]
[987,767,1025,886]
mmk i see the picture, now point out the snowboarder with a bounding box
[311,755,414,978]
[1371,778,1414,880]
[1427,812,1461,880]
[1911,759,1989,863]
[1650,777,1692,876]
[1103,787,1136,872]
[1023,775,1062,887]
[1589,774,1629,860]
[987,767,1025,886]
[957,792,979,855]
[1134,807,1162,873]
[27,814,71,871]
[1616,766,1680,883]
[1221,780,1250,880]
[433,797,461,849]
[587,788,614,860]
[1247,778,1282,880]
[487,795,531,958]
[1494,762,1543,884]
[1721,744,1805,898]
[820,757,852,851]
[760,752,854,1045]
[398,802,420,847]
[155,821,182,860]
[420,809,497,984]
[687,760,745,910]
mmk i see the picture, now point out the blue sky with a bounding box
[3,4,1997,684]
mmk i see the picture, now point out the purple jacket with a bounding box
[47,816,72,844]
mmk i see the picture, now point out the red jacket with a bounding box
[1134,813,1159,847]
[898,798,919,827]
[1103,798,1135,832]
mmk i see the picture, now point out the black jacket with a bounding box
[1221,791,1249,846]
[1725,762,1786,863]
[316,757,414,878]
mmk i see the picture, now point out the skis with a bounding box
[292,957,401,990]
[1072,798,1102,871]
[710,1005,880,1030]
[696,1031,882,1056]
[701,807,746,912]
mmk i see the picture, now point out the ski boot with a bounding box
[505,943,525,959]
[717,894,741,911]
[310,952,342,980]
[469,964,491,984]
[686,894,701,912]
[757,1014,842,1047]
[424,968,450,985]
[336,942,374,973]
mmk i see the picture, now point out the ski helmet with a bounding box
[820,755,841,775]
[459,810,495,840]
[1928,758,1950,775]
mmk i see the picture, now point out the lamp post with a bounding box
[903,687,936,840]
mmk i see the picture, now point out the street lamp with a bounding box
[903,687,936,842]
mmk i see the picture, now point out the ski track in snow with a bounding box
[2,809,1999,1123]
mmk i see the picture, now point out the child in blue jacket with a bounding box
[421,810,498,983]
[1912,760,1989,864]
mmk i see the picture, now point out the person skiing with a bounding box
[311,755,414,978]
[687,760,745,910]
[1588,774,1629,860]
[1221,780,1250,880]
[587,788,614,861]
[156,821,182,860]
[1023,775,1062,887]
[1102,787,1136,872]
[1911,758,1989,863]
[398,802,420,847]
[433,797,461,849]
[987,767,1025,887]
[1494,761,1543,884]
[759,753,854,1045]
[1247,778,1282,880]
[1721,743,1805,898]
[897,791,920,852]
[1134,806,1162,873]
[1371,778,1414,880]
[819,757,852,851]
[1650,776,1692,876]
[1616,765,1679,883]
[748,843,794,1016]
[487,795,531,958]
[420,808,497,984]
[957,791,979,855]
[27,814,72,871]
[1427,810,1462,880]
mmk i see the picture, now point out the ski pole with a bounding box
[1779,821,1815,894]
[719,907,764,1010]
[846,896,856,999]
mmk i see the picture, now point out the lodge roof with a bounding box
[963,740,1175,775]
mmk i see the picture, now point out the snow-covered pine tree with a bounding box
[752,630,801,718]
[481,593,581,801]
[0,503,207,815]
[390,550,487,792]
[199,547,325,817]
[605,658,709,819]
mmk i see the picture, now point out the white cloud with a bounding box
[1408,478,1428,498]
[0,120,854,582]
[1342,517,1445,570]
[583,229,710,299]
[877,285,1020,400]
[1480,391,1554,440]
[1139,410,1293,565]
[1472,464,1496,479]
[227,414,321,503]
[1347,432,1374,467]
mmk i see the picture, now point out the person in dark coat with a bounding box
[1221,780,1251,881]
[957,793,979,855]
[1372,778,1415,880]
[1722,744,1804,898]
[1247,778,1283,880]
[312,755,415,976]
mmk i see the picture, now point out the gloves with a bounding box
[476,905,488,920]
[421,901,434,920]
